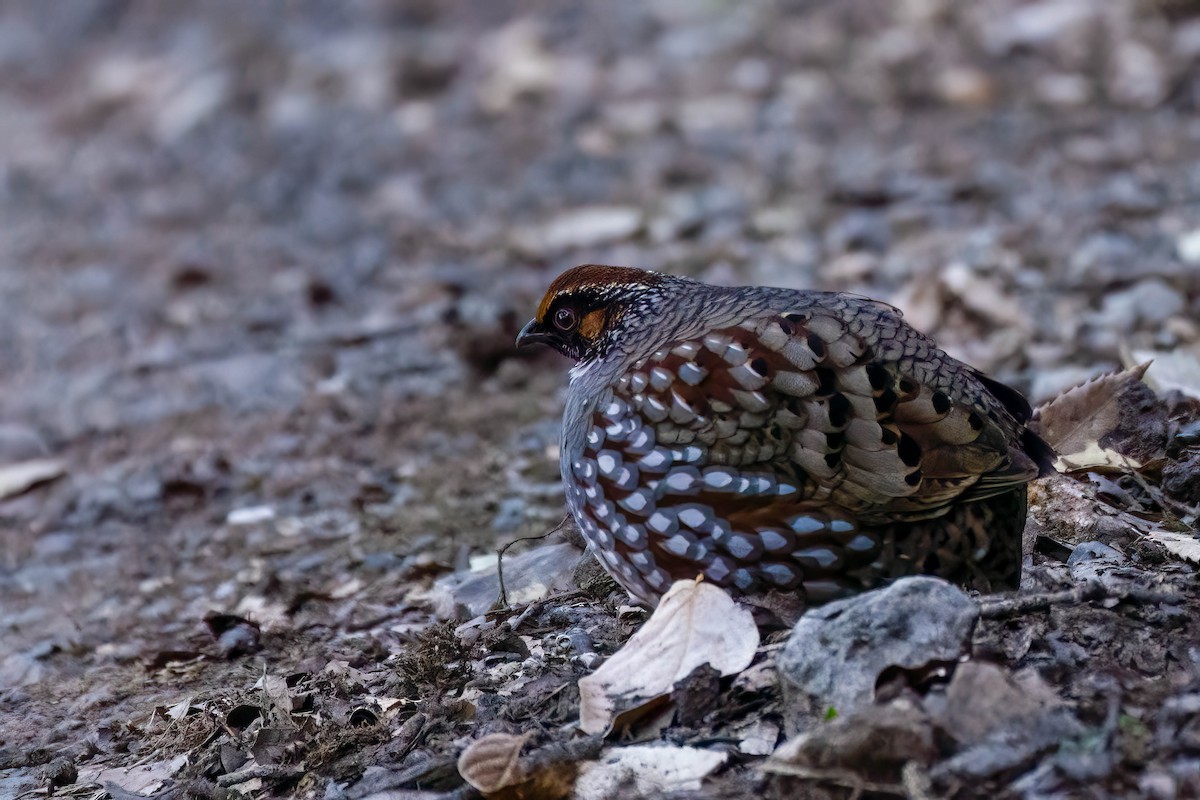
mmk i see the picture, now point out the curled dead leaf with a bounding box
[0,457,65,500]
[1146,530,1200,564]
[457,732,531,794]
[1035,363,1158,471]
[578,579,759,735]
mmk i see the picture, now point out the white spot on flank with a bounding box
[650,367,673,391]
[618,491,650,513]
[665,470,697,492]
[646,510,676,534]
[678,506,709,529]
[760,530,790,552]
[703,332,732,352]
[726,535,755,559]
[705,557,731,582]
[596,452,618,476]
[677,362,707,385]
[639,448,669,469]
[663,533,692,556]
[704,469,735,490]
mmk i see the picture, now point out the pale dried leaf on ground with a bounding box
[77,754,189,796]
[577,580,758,735]
[1146,530,1200,564]
[1035,363,1150,470]
[573,744,728,799]
[0,457,65,500]
[1056,442,1142,473]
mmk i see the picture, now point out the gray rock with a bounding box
[1095,278,1185,327]
[777,576,979,729]
[766,699,937,779]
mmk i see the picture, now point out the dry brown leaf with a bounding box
[258,674,297,730]
[764,701,936,780]
[457,732,531,794]
[577,579,758,736]
[0,457,65,500]
[457,733,582,799]
[1035,363,1150,471]
[1146,530,1200,564]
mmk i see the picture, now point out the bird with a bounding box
[516,265,1055,607]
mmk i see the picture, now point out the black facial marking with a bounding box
[750,357,769,376]
[806,333,827,359]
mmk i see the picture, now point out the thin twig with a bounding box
[980,580,1181,619]
[494,514,571,610]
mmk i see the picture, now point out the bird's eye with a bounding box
[553,307,578,332]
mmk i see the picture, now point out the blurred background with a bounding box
[1,0,1199,784]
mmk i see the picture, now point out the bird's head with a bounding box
[516,265,673,363]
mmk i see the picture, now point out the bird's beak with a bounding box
[515,318,551,348]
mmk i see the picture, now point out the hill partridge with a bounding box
[517,265,1054,607]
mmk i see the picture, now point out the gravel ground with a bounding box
[0,2,1198,798]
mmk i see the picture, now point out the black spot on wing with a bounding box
[806,333,827,359]
[866,362,892,391]
[897,433,922,467]
[931,391,952,415]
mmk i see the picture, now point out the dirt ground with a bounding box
[1,2,1199,798]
